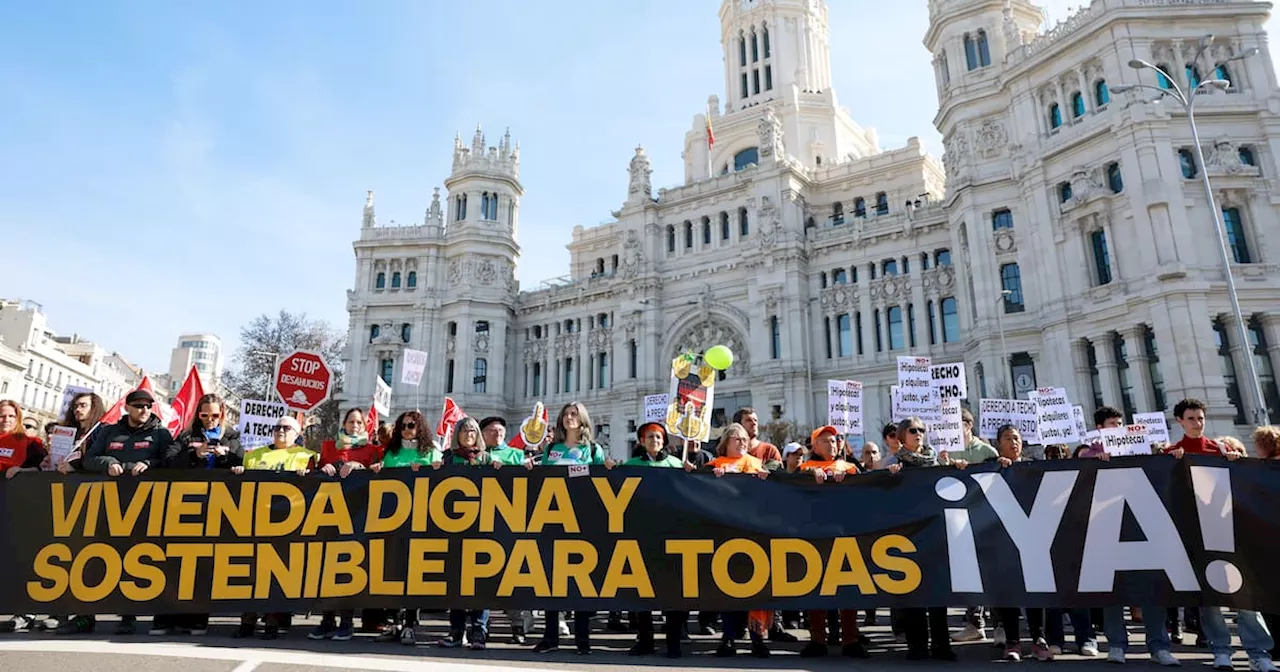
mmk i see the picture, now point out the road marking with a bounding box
[0,640,552,671]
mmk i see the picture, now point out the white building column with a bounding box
[1122,325,1156,414]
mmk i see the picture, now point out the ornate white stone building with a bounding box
[342,0,1280,455]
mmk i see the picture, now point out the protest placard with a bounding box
[929,398,964,454]
[1029,387,1079,444]
[929,362,966,401]
[827,380,863,435]
[373,376,392,416]
[1100,424,1152,456]
[978,398,1040,443]
[237,399,290,449]
[1133,412,1170,448]
[401,349,428,386]
[642,394,669,423]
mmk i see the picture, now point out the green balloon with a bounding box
[705,345,734,371]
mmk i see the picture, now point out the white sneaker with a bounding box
[1151,650,1181,667]
[952,623,986,642]
[1081,642,1101,658]
[1107,648,1127,664]
[993,626,1007,646]
[558,618,571,638]
[1250,658,1278,672]
[1213,653,1234,670]
[1049,644,1063,656]
[521,613,536,633]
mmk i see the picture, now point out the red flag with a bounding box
[706,104,715,148]
[100,375,184,436]
[366,401,378,439]
[434,397,464,440]
[169,365,206,434]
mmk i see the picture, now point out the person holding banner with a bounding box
[878,423,903,470]
[368,410,435,646]
[48,391,105,635]
[230,416,314,640]
[734,408,782,470]
[534,402,615,655]
[623,422,689,658]
[310,408,382,643]
[702,423,772,659]
[477,416,536,643]
[890,417,958,662]
[796,427,871,659]
[154,394,242,637]
[0,400,48,635]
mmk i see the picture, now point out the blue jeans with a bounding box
[1200,607,1274,660]
[1046,608,1096,649]
[448,609,489,635]
[1104,605,1172,654]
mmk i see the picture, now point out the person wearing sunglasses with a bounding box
[230,415,313,640]
[82,387,173,635]
[153,394,242,637]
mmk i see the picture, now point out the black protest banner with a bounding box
[1,456,1278,615]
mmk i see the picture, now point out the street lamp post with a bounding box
[995,289,1012,397]
[1111,35,1269,427]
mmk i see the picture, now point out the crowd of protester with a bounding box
[0,391,1277,668]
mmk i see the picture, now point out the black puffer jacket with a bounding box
[166,427,244,469]
[83,415,172,472]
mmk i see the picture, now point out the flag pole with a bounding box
[705,103,714,179]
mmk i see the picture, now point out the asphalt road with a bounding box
[0,611,1249,671]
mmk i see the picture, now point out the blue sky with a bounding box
[1,0,1274,374]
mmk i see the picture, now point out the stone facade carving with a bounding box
[922,265,956,296]
[869,275,912,305]
[588,327,612,349]
[670,317,749,374]
[943,130,968,176]
[474,329,490,354]
[628,146,652,198]
[1064,165,1105,208]
[1205,137,1259,176]
[621,229,644,280]
[974,118,1008,158]
[758,107,785,160]
[448,256,505,286]
[554,332,580,356]
[993,227,1017,254]
[820,285,857,313]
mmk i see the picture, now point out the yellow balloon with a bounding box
[705,345,734,371]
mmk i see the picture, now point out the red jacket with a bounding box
[319,439,384,467]
[0,433,46,471]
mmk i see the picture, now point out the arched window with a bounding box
[832,202,844,225]
[720,211,730,240]
[401,323,412,342]
[406,271,417,288]
[963,34,978,71]
[1215,64,1233,88]
[875,192,888,215]
[853,197,866,218]
[480,192,490,220]
[1107,162,1124,193]
[751,28,759,62]
[1186,64,1201,89]
[938,51,951,87]
[1178,149,1197,179]
[1095,79,1110,106]
[1156,64,1174,90]
[738,207,749,236]
[941,297,960,343]
[369,325,380,343]
[380,359,394,385]
[976,30,990,67]
[1222,207,1252,263]
[684,220,693,248]
[1071,91,1085,118]
[1049,104,1063,129]
[473,358,488,393]
[456,194,467,220]
[702,216,712,245]
[738,35,747,67]
[1000,263,1025,313]
[666,224,676,253]
[375,272,386,289]
[763,26,771,58]
[734,147,760,171]
[391,272,401,288]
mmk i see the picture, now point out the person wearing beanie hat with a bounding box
[623,422,681,468]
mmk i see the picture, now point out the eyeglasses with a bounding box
[403,422,416,430]
[273,425,295,432]
[199,413,222,420]
[906,427,926,435]
[130,403,153,410]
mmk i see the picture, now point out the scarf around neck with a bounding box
[338,431,368,450]
[897,445,939,468]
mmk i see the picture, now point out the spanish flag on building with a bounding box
[706,104,715,148]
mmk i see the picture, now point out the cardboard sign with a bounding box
[237,399,290,450]
[664,356,715,442]
[373,376,392,416]
[978,398,1040,443]
[928,398,964,454]
[1100,424,1152,456]
[642,394,669,424]
[401,349,429,386]
[48,425,77,466]
[1029,387,1079,444]
[827,380,864,435]
[929,362,967,400]
[1133,412,1170,448]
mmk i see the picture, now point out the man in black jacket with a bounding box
[84,389,172,477]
